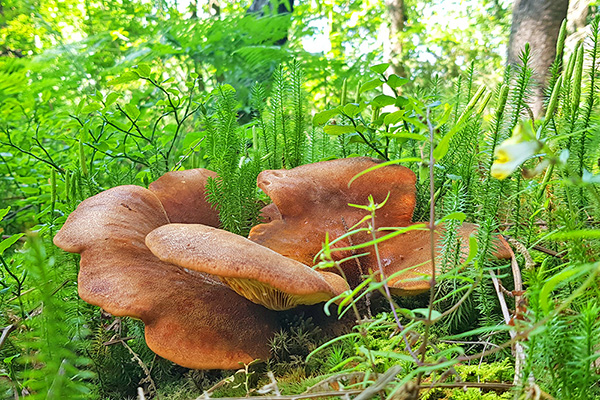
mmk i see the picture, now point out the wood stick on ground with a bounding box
[0,324,17,350]
[204,381,513,400]
[116,337,158,398]
[494,237,527,387]
[502,234,563,259]
[353,365,402,400]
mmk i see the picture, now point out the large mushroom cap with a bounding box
[53,185,278,369]
[367,223,511,295]
[148,168,220,227]
[146,224,349,311]
[248,157,416,285]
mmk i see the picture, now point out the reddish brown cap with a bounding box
[248,157,416,285]
[146,224,349,311]
[369,223,510,295]
[259,203,281,223]
[53,185,277,369]
[148,168,220,227]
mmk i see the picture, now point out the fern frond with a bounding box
[288,59,306,168]
[508,44,533,131]
[269,64,288,169]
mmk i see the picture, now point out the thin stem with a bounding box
[0,129,63,173]
[368,213,421,363]
[417,107,438,380]
[344,114,388,160]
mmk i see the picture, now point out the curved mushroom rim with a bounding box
[145,223,347,299]
[220,276,336,311]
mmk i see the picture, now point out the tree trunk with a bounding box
[508,0,569,118]
[565,0,590,51]
[248,0,294,45]
[248,0,293,16]
[384,0,406,77]
[567,0,589,32]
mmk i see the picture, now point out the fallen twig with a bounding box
[491,238,527,387]
[0,324,17,350]
[200,381,513,400]
[103,336,134,346]
[353,365,402,400]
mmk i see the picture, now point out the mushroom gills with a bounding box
[219,276,330,311]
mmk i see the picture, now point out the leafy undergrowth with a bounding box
[1,8,600,400]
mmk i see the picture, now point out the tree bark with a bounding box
[565,0,590,51]
[248,0,294,45]
[508,0,569,118]
[384,0,406,76]
[248,0,293,16]
[567,0,589,32]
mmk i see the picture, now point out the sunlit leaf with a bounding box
[371,94,395,107]
[324,125,355,135]
[359,78,383,94]
[107,71,139,86]
[387,74,409,88]
[0,234,24,255]
[370,63,390,74]
[313,108,341,125]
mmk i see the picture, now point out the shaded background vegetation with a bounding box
[1,0,600,399]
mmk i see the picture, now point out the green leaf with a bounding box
[313,108,341,125]
[124,103,140,120]
[0,207,9,221]
[0,233,24,255]
[548,229,600,240]
[324,125,355,135]
[104,92,122,108]
[371,94,395,107]
[384,110,405,125]
[413,308,442,320]
[361,348,414,362]
[433,86,486,160]
[395,96,410,107]
[359,78,383,94]
[402,115,427,131]
[107,71,140,86]
[347,133,365,144]
[385,132,427,141]
[464,235,478,265]
[21,187,39,195]
[136,63,151,77]
[370,63,390,74]
[436,212,466,224]
[387,74,409,88]
[81,103,101,114]
[343,103,366,117]
[306,332,361,362]
[93,141,109,152]
[540,267,580,313]
[434,103,453,129]
[442,325,513,340]
[75,98,85,114]
[348,157,422,185]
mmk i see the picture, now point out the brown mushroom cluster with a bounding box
[53,157,507,370]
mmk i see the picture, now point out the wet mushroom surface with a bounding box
[53,183,278,370]
[250,157,509,292]
[145,223,349,311]
[249,157,417,286]
[53,158,509,370]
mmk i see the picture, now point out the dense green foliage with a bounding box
[1,1,600,399]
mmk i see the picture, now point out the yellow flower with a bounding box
[491,121,543,180]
